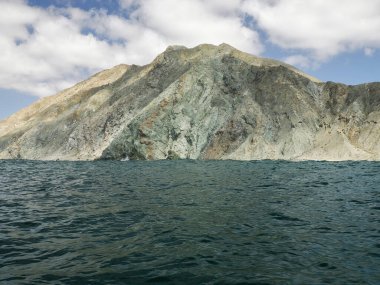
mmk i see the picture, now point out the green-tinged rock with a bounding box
[0,43,379,161]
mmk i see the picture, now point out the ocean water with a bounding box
[0,159,379,285]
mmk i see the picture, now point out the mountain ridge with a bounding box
[0,43,379,161]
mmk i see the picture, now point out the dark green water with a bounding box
[0,160,379,285]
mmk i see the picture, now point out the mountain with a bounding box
[0,43,379,161]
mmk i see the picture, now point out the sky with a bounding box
[0,0,379,120]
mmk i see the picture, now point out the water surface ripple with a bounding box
[0,160,379,284]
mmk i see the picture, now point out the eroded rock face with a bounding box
[0,43,379,161]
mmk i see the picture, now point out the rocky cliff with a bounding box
[0,43,379,161]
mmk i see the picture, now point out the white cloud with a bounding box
[364,47,375,57]
[0,1,132,96]
[131,0,261,52]
[118,0,138,9]
[0,0,263,97]
[243,0,380,61]
[283,55,312,69]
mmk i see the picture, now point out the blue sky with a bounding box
[0,0,379,120]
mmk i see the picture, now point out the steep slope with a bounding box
[0,43,379,161]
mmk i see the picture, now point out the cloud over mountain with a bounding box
[0,0,379,97]
[0,0,261,97]
[243,0,380,61]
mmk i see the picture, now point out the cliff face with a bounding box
[0,43,379,161]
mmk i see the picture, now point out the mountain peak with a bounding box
[160,43,320,83]
[165,45,187,52]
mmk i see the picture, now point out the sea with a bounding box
[0,159,379,285]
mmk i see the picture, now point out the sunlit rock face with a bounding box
[0,43,379,161]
